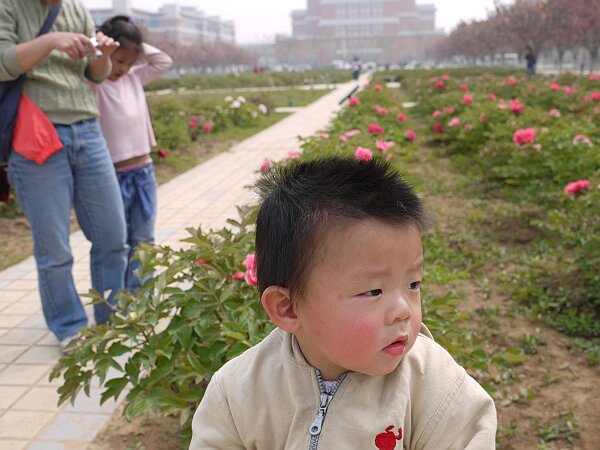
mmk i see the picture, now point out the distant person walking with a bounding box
[93,15,172,292]
[352,56,362,80]
[525,46,536,77]
[0,0,129,346]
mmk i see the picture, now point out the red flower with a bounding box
[463,94,473,104]
[193,258,207,266]
[354,146,373,161]
[460,83,469,92]
[564,179,590,196]
[157,149,168,158]
[435,81,444,90]
[404,129,416,142]
[550,83,560,91]
[590,91,600,102]
[260,158,272,172]
[513,128,536,145]
[203,122,213,133]
[396,113,406,122]
[367,123,384,135]
[433,123,443,134]
[188,117,198,129]
[510,99,525,115]
[374,84,383,91]
[488,93,497,101]
[349,97,359,106]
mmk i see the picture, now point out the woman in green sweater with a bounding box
[0,0,129,346]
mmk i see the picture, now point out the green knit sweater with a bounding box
[0,0,106,124]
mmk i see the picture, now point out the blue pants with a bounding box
[117,163,157,292]
[8,119,128,341]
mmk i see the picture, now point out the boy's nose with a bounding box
[386,292,411,324]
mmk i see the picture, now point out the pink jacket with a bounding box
[93,43,172,163]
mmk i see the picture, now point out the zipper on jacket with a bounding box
[308,370,347,450]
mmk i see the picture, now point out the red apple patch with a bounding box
[374,425,402,450]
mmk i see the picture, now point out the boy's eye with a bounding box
[409,281,422,291]
[361,289,383,297]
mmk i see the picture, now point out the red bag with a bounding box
[12,93,63,165]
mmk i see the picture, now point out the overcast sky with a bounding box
[82,0,507,44]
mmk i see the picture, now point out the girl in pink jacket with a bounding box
[93,15,172,291]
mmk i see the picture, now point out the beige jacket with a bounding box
[190,327,497,449]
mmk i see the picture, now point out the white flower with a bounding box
[251,111,258,119]
[230,100,241,108]
[224,95,233,102]
[258,104,268,114]
[237,96,246,103]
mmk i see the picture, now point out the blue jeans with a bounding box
[118,163,157,291]
[8,119,128,341]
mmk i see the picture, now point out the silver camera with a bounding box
[87,37,102,57]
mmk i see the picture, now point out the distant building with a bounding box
[89,0,235,46]
[278,0,443,67]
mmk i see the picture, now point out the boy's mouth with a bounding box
[383,336,408,356]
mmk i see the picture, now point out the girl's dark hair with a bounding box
[100,15,143,53]
[254,156,433,302]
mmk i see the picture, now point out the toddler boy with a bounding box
[190,156,496,449]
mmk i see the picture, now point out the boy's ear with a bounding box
[261,286,300,333]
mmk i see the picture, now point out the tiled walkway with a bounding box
[0,75,366,449]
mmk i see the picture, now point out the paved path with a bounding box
[0,75,366,449]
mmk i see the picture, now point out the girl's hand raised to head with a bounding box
[94,31,120,58]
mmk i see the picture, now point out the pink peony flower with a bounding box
[203,122,213,133]
[510,99,525,115]
[563,86,574,96]
[442,107,455,115]
[232,271,245,280]
[339,135,348,142]
[433,123,443,134]
[564,179,590,196]
[374,84,383,91]
[508,75,517,86]
[198,115,205,122]
[464,123,473,131]
[432,110,441,118]
[287,150,301,159]
[354,146,373,161]
[572,134,593,147]
[375,106,389,116]
[396,113,406,122]
[243,254,256,271]
[441,74,449,80]
[367,124,384,135]
[460,83,469,92]
[349,97,360,106]
[188,117,198,129]
[489,93,497,101]
[344,129,361,138]
[513,128,536,145]
[260,158,272,172]
[242,253,258,286]
[157,149,168,158]
[435,81,444,90]
[375,140,395,153]
[320,132,330,139]
[548,108,561,117]
[463,94,473,104]
[590,92,600,102]
[550,83,560,91]
[448,117,460,127]
[404,129,416,142]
